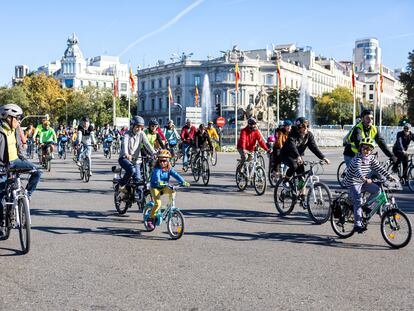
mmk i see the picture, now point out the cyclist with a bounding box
[25,123,36,157]
[163,120,180,156]
[280,117,330,201]
[145,119,165,150]
[0,104,42,201]
[343,138,396,233]
[75,117,96,176]
[207,121,219,142]
[118,116,156,191]
[343,109,396,167]
[272,119,292,174]
[236,117,269,164]
[56,124,68,158]
[180,119,197,169]
[37,120,57,161]
[195,124,213,151]
[147,149,189,230]
[392,123,414,182]
[101,123,114,154]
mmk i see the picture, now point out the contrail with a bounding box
[118,0,205,57]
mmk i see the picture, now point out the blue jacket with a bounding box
[150,166,185,189]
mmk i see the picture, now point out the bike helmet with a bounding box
[267,136,276,143]
[247,117,257,125]
[158,149,171,159]
[131,115,145,127]
[199,123,205,130]
[208,121,214,125]
[167,119,174,125]
[403,123,412,130]
[283,119,292,126]
[149,118,159,126]
[0,104,23,119]
[295,117,309,128]
[359,137,375,150]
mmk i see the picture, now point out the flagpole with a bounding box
[235,89,238,147]
[379,92,382,130]
[113,71,116,127]
[168,80,171,121]
[352,89,356,125]
[128,79,131,122]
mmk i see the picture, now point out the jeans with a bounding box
[118,157,141,186]
[77,144,92,171]
[348,182,380,227]
[0,175,7,226]
[344,155,354,168]
[182,143,191,166]
[8,159,42,197]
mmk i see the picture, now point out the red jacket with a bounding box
[180,125,197,144]
[157,127,166,141]
[237,127,268,152]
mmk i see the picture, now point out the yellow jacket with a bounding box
[207,127,219,141]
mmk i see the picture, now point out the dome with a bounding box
[63,33,84,59]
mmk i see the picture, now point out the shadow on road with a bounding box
[0,247,25,257]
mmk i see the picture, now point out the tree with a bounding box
[272,88,299,121]
[399,50,414,122]
[0,85,30,111]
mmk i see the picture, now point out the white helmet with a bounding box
[0,104,23,119]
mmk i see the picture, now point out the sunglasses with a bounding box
[159,159,168,163]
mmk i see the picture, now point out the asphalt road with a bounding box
[1,148,413,311]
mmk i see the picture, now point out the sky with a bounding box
[1,0,413,86]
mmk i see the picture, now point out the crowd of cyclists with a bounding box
[0,102,413,247]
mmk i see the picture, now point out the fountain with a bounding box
[298,66,313,124]
[201,73,213,125]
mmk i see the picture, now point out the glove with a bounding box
[182,181,190,187]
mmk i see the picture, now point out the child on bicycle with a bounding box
[343,138,396,233]
[147,150,189,230]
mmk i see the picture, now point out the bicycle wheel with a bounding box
[253,166,267,195]
[167,209,185,240]
[307,182,332,224]
[0,207,11,241]
[79,165,84,180]
[63,149,67,160]
[171,154,176,167]
[408,166,414,192]
[257,154,266,169]
[47,159,51,172]
[137,189,152,212]
[143,205,155,232]
[114,184,132,215]
[273,178,295,216]
[235,163,248,191]
[268,167,279,188]
[330,203,355,238]
[336,161,347,188]
[18,197,31,254]
[192,158,201,182]
[210,149,218,166]
[381,209,412,249]
[201,159,210,185]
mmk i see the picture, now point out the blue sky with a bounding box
[1,0,413,86]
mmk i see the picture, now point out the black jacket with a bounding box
[194,131,212,149]
[393,131,414,153]
[280,126,325,160]
[0,121,25,169]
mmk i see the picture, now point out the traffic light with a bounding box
[215,103,221,116]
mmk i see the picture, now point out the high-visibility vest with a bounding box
[346,122,377,153]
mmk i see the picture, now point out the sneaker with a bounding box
[147,219,155,230]
[354,225,367,234]
[51,153,55,159]
[76,161,82,167]
[89,171,92,177]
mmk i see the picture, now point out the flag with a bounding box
[195,81,199,107]
[168,80,173,105]
[113,75,118,97]
[380,64,384,93]
[129,66,135,92]
[351,63,356,90]
[235,63,240,92]
[276,61,282,89]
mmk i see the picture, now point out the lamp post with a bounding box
[56,97,67,125]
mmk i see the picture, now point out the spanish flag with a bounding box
[277,61,282,89]
[380,64,384,93]
[129,67,135,92]
[235,63,240,92]
[168,80,173,105]
[351,63,356,91]
[195,81,199,107]
[113,75,118,97]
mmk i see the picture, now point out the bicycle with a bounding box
[387,153,414,192]
[207,140,218,166]
[58,136,68,160]
[40,142,54,172]
[26,138,35,159]
[0,167,33,254]
[112,157,152,214]
[103,135,113,159]
[167,139,179,167]
[273,160,332,224]
[191,148,210,185]
[78,144,92,182]
[143,184,186,240]
[330,178,412,248]
[235,151,267,195]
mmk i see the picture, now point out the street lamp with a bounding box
[56,97,67,125]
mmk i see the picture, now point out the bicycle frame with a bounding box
[242,151,259,179]
[5,175,31,228]
[363,187,389,219]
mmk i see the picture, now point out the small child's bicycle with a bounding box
[143,184,185,240]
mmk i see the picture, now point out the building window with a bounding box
[141,81,145,91]
[369,94,374,100]
[264,74,273,85]
[103,82,106,88]
[141,99,145,111]
[159,78,162,88]
[250,72,254,82]
[215,73,222,82]
[151,80,155,89]
[177,95,181,104]
[158,118,163,126]
[194,75,201,86]
[369,84,374,91]
[176,76,181,85]
[121,83,127,92]
[80,80,84,87]
[151,98,155,110]
[177,117,181,127]
[96,82,99,87]
[159,98,162,110]
[249,94,254,105]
